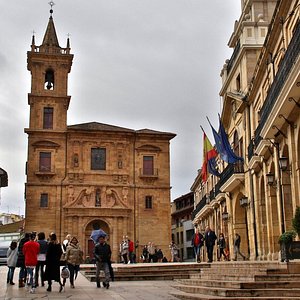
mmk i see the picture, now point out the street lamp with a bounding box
[266,172,276,186]
[240,196,249,207]
[279,156,288,172]
[222,212,229,221]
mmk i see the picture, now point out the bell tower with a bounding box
[27,4,73,131]
[25,4,74,234]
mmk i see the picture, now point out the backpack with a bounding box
[61,266,70,279]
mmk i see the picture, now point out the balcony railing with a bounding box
[191,194,207,220]
[219,161,244,185]
[191,162,244,220]
[227,40,241,75]
[253,21,300,147]
[139,168,158,178]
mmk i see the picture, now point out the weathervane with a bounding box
[48,1,55,16]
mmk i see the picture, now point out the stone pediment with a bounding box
[31,140,60,149]
[136,144,161,152]
[64,186,128,209]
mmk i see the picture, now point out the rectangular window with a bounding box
[40,193,48,208]
[143,156,154,175]
[91,148,106,170]
[145,196,152,209]
[186,229,194,242]
[39,152,51,172]
[43,107,53,129]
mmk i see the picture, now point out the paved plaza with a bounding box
[0,266,178,300]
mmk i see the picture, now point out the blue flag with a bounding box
[208,116,243,164]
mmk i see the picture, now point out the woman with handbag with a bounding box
[65,236,83,289]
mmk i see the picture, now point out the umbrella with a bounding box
[90,229,107,244]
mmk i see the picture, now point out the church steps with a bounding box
[170,291,300,300]
[173,284,300,298]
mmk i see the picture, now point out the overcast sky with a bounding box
[0,1,240,215]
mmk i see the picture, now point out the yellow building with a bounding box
[192,0,300,261]
[24,10,175,261]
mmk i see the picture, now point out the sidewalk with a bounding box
[0,266,178,300]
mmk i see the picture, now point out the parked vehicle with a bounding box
[0,233,21,265]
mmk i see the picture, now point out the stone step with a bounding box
[176,279,300,289]
[255,274,300,281]
[170,291,300,300]
[174,284,300,297]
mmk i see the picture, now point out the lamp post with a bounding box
[240,196,250,257]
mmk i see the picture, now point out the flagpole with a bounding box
[200,125,205,134]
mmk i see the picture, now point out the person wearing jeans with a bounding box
[6,241,18,285]
[65,236,83,288]
[23,233,40,293]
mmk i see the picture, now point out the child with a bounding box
[7,241,18,285]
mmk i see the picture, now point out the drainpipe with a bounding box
[245,99,258,259]
[60,132,68,242]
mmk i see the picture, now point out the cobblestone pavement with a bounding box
[0,266,178,300]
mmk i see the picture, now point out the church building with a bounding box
[24,8,176,261]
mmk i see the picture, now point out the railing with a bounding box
[219,161,244,186]
[191,162,244,220]
[253,21,300,147]
[227,40,241,75]
[191,195,207,220]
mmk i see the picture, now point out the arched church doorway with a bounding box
[85,219,110,262]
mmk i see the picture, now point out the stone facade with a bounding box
[24,12,175,261]
[192,0,300,262]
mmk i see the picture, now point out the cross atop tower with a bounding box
[48,1,55,16]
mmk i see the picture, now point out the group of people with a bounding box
[119,236,137,264]
[6,225,114,294]
[191,226,247,263]
[6,231,83,294]
[142,242,165,263]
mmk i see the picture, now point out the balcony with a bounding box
[191,195,207,220]
[253,21,300,147]
[219,161,245,192]
[139,168,158,179]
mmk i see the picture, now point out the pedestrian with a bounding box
[156,248,164,262]
[191,227,204,263]
[16,232,30,288]
[44,233,64,292]
[141,245,149,262]
[35,232,48,287]
[128,238,135,263]
[169,241,179,262]
[120,236,129,264]
[65,236,83,289]
[217,233,228,261]
[23,232,40,293]
[233,233,246,261]
[6,241,18,285]
[204,226,217,263]
[147,242,156,262]
[94,234,112,289]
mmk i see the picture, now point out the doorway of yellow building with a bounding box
[85,219,110,262]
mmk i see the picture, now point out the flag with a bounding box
[208,116,243,164]
[201,128,220,182]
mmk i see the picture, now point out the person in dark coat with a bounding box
[44,233,63,292]
[16,232,30,288]
[204,226,217,263]
[217,233,228,261]
[35,232,48,287]
[233,233,246,261]
[94,235,112,289]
